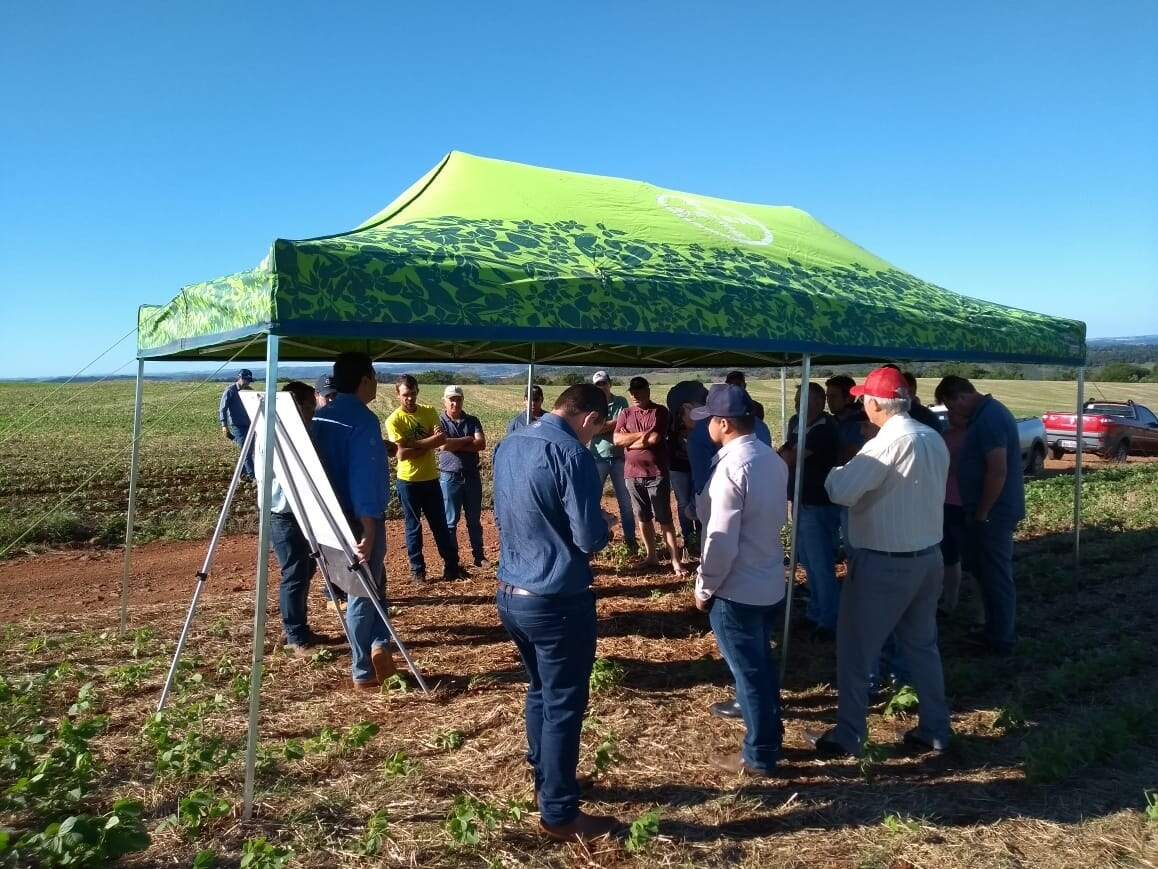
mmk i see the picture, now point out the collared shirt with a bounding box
[493,414,609,596]
[311,393,389,519]
[825,413,949,552]
[688,416,772,494]
[385,404,441,482]
[694,435,788,606]
[782,412,839,505]
[506,409,545,435]
[616,403,671,478]
[438,412,483,477]
[589,394,628,461]
[958,395,1025,523]
[218,383,251,428]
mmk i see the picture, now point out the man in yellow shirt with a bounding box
[385,375,464,582]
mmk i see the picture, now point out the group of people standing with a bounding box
[220,356,1026,843]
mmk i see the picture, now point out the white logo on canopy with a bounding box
[657,194,774,247]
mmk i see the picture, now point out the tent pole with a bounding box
[1073,366,1085,583]
[242,335,279,821]
[780,355,811,680]
[119,359,145,635]
[526,344,536,424]
[779,366,787,443]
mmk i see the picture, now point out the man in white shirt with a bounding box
[692,384,789,776]
[811,366,952,757]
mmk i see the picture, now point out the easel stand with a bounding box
[158,402,429,712]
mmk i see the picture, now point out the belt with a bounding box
[860,545,939,559]
[498,582,539,597]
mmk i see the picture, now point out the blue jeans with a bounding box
[797,504,841,630]
[669,469,700,547]
[497,587,596,827]
[228,424,255,478]
[346,518,389,684]
[708,597,783,773]
[270,511,316,645]
[440,472,485,562]
[395,479,460,574]
[595,456,636,546]
[965,517,1017,652]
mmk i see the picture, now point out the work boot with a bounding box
[539,811,619,842]
[709,699,743,720]
[371,645,398,682]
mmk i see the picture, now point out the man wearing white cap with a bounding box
[588,371,636,551]
[439,386,489,568]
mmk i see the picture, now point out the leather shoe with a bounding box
[903,727,950,753]
[807,729,855,758]
[371,645,398,681]
[710,752,776,777]
[709,699,743,720]
[350,679,380,692]
[539,811,619,842]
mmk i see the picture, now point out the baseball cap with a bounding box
[443,385,464,398]
[628,376,650,391]
[690,384,752,420]
[850,367,910,400]
[238,368,254,382]
[314,374,337,397]
[591,370,611,385]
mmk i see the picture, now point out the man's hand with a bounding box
[384,439,398,458]
[694,592,711,612]
[355,519,376,564]
[643,431,662,448]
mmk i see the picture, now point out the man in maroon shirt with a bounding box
[614,376,686,577]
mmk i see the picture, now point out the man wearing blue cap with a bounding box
[692,383,788,777]
[219,369,255,479]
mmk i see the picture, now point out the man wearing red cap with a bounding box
[810,366,953,757]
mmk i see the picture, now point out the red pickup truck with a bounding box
[1043,400,1158,462]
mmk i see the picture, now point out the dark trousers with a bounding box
[965,517,1017,653]
[395,478,460,574]
[271,511,316,645]
[496,587,596,827]
[228,424,255,478]
[708,597,783,772]
[440,472,485,562]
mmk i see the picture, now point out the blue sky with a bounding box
[1,2,1155,378]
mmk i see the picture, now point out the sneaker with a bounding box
[903,727,951,753]
[410,569,428,584]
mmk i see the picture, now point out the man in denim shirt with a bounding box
[311,353,396,689]
[218,368,255,479]
[935,376,1024,655]
[493,384,618,842]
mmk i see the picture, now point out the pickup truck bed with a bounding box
[1043,401,1158,461]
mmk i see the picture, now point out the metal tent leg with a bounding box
[779,366,787,444]
[119,360,145,635]
[780,355,812,680]
[1074,367,1085,583]
[242,335,279,821]
[526,345,536,424]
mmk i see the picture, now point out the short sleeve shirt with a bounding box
[385,404,441,482]
[590,395,628,461]
[438,412,483,477]
[615,404,670,479]
[958,396,1025,523]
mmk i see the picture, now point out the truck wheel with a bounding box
[1050,445,1064,461]
[1109,440,1129,463]
[1027,445,1045,476]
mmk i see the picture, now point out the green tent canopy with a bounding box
[138,151,1086,366]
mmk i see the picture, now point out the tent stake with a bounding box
[1073,366,1085,584]
[242,335,279,821]
[119,360,145,635]
[780,355,811,680]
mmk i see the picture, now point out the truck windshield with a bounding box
[1085,404,1133,418]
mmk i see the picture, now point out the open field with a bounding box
[3,378,1157,556]
[0,462,1156,866]
[0,377,1156,866]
